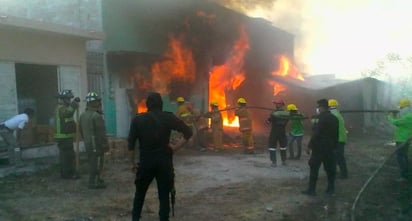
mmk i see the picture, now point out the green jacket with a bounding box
[289,112,304,136]
[79,106,109,153]
[54,101,78,139]
[387,110,412,142]
[330,109,347,143]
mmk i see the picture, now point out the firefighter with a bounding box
[267,99,289,166]
[175,97,195,148]
[387,98,412,181]
[235,98,255,154]
[302,99,338,196]
[205,102,223,151]
[328,99,348,179]
[287,104,305,160]
[79,92,109,189]
[128,92,192,221]
[54,89,80,179]
[192,106,209,151]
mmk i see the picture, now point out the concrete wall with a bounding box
[0,0,103,51]
[0,0,102,31]
[0,29,86,66]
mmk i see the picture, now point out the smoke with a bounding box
[212,0,412,79]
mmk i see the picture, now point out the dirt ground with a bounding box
[0,133,407,221]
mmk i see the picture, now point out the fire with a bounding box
[209,25,249,127]
[269,55,304,95]
[151,34,196,94]
[269,82,287,96]
[136,99,147,113]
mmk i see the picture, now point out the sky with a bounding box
[214,0,412,80]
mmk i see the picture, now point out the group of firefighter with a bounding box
[174,96,255,153]
[54,90,109,189]
[173,96,347,168]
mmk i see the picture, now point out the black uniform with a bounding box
[128,109,192,221]
[306,110,339,195]
[267,109,289,165]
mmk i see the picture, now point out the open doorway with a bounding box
[15,63,58,126]
[15,63,58,146]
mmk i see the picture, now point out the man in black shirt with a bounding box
[128,92,193,221]
[302,99,338,196]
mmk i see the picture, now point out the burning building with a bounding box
[102,0,302,137]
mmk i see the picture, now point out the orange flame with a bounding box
[151,34,196,94]
[136,99,147,113]
[209,25,249,127]
[269,55,304,95]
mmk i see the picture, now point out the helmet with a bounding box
[286,104,298,111]
[58,89,74,99]
[237,97,246,104]
[85,92,101,102]
[328,99,339,107]
[273,98,285,105]
[398,98,411,108]
[176,97,185,102]
[210,101,218,107]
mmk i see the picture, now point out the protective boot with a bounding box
[269,149,277,167]
[280,149,287,165]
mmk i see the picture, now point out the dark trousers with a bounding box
[288,135,303,159]
[195,128,208,149]
[307,150,336,193]
[87,150,104,184]
[57,138,76,178]
[132,154,173,221]
[396,142,410,178]
[335,142,348,177]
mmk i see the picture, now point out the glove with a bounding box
[74,97,81,102]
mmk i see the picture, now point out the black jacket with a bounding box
[309,110,339,152]
[128,110,193,153]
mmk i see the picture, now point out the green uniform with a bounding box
[54,100,78,179]
[387,108,412,178]
[79,105,109,188]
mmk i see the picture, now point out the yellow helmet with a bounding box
[237,97,246,104]
[398,98,411,108]
[328,99,339,107]
[176,97,185,102]
[210,101,218,107]
[286,104,298,111]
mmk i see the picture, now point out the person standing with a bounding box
[0,108,35,165]
[54,89,80,179]
[302,99,338,196]
[328,99,348,179]
[287,104,305,160]
[191,107,209,151]
[205,102,223,151]
[128,92,192,221]
[175,96,194,148]
[267,99,289,166]
[387,98,412,181]
[235,98,255,154]
[79,92,109,189]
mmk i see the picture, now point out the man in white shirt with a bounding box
[0,108,35,165]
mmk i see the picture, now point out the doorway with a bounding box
[15,63,58,125]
